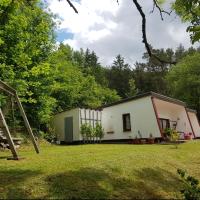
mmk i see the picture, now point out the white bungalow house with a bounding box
[52,92,200,143]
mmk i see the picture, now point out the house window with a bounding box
[159,118,170,130]
[123,113,131,132]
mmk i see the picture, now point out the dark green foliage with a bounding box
[133,47,174,95]
[133,46,200,98]
[166,52,200,119]
[39,130,56,143]
[107,55,134,98]
[177,169,200,200]
[73,48,108,87]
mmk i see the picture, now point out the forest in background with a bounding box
[0,0,199,135]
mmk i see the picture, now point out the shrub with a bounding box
[80,123,93,143]
[94,123,104,142]
[80,123,104,143]
[177,169,200,200]
[39,129,56,143]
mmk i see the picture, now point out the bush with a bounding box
[94,123,104,142]
[39,128,56,143]
[80,123,93,143]
[177,169,200,200]
[164,128,179,140]
[80,123,104,143]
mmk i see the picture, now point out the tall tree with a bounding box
[0,0,56,127]
[166,52,200,119]
[74,48,108,87]
[49,44,120,111]
[134,47,174,94]
[107,55,134,98]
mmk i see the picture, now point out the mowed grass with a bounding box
[0,141,200,199]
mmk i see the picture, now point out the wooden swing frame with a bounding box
[0,80,39,160]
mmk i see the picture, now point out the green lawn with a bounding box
[0,141,200,199]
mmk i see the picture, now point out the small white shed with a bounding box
[52,108,102,143]
[52,92,200,143]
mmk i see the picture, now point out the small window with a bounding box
[122,113,131,132]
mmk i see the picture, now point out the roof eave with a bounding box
[186,108,197,113]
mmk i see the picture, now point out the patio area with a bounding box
[154,98,194,140]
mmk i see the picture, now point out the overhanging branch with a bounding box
[152,0,172,21]
[132,0,176,65]
[65,0,176,65]
[61,0,78,14]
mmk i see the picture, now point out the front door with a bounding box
[64,117,73,142]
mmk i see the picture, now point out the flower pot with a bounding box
[184,135,191,140]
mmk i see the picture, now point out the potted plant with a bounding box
[184,132,192,140]
[164,128,180,148]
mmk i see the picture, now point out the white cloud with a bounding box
[48,0,195,65]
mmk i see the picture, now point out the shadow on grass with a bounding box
[133,167,182,197]
[0,169,41,199]
[0,156,10,160]
[45,167,181,199]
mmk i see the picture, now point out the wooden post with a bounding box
[80,109,82,125]
[100,111,102,125]
[15,94,39,154]
[92,111,94,128]
[89,109,91,126]
[84,109,86,124]
[11,96,16,135]
[0,109,19,160]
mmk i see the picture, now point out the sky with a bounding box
[47,0,194,66]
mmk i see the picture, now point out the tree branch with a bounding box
[64,0,176,65]
[151,0,172,21]
[66,0,78,14]
[132,0,176,65]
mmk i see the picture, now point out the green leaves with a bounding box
[172,0,200,43]
[177,169,200,200]
[49,44,120,111]
[166,52,200,118]
[0,0,56,127]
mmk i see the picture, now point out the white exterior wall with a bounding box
[102,96,161,140]
[154,99,192,134]
[52,108,80,141]
[188,112,200,138]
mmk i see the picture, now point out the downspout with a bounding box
[151,97,164,138]
[185,108,195,138]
